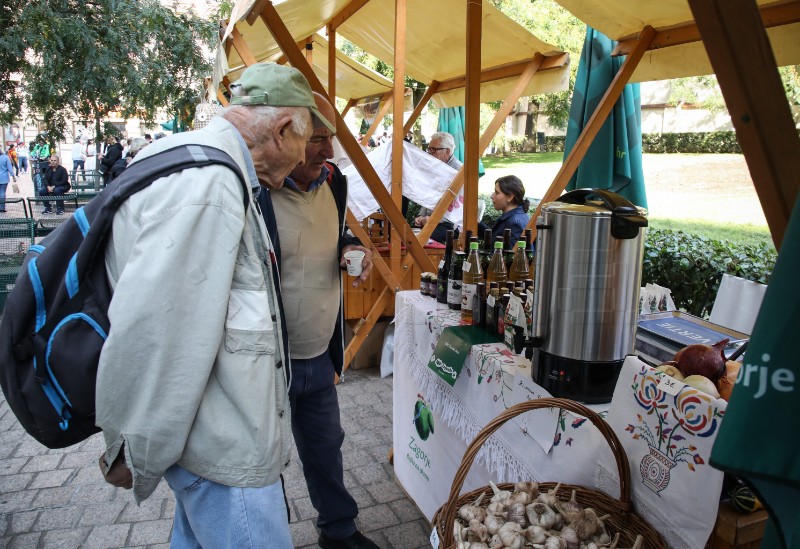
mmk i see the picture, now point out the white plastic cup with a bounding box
[344,250,366,277]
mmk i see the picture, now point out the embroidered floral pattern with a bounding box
[626,364,725,492]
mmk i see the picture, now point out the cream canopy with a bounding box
[553,0,800,81]
[216,0,570,106]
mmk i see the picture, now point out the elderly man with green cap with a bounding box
[94,63,330,548]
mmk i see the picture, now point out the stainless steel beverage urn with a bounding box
[530,189,647,403]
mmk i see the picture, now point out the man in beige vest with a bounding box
[270,93,377,549]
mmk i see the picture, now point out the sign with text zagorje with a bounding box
[427,326,500,386]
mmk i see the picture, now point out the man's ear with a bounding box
[272,115,295,151]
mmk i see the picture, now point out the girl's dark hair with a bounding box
[496,175,530,213]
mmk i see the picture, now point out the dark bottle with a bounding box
[524,229,535,264]
[461,241,483,324]
[480,229,493,275]
[471,282,486,327]
[447,251,465,310]
[485,282,499,335]
[497,292,510,337]
[462,229,473,252]
[503,228,514,269]
[436,230,454,303]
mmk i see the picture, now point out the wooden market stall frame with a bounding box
[218,0,569,376]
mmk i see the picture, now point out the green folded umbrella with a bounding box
[564,26,647,209]
[710,197,800,548]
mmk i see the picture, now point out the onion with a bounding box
[717,360,741,401]
[684,375,721,398]
[674,339,728,381]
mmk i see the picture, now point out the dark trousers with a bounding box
[289,352,358,539]
[42,185,70,212]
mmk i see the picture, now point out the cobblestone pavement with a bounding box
[0,366,432,548]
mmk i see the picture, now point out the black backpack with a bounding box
[0,144,247,448]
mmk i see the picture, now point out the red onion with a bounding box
[674,339,728,381]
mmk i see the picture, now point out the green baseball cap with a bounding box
[229,63,336,133]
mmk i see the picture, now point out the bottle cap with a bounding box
[517,240,525,248]
[470,241,479,250]
[494,241,503,249]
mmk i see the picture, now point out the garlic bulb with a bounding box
[526,502,557,529]
[489,481,512,503]
[560,526,579,549]
[497,522,524,549]
[536,482,562,506]
[484,514,505,535]
[572,508,601,541]
[508,490,531,505]
[513,481,540,499]
[543,536,566,549]
[467,518,489,542]
[488,534,503,549]
[505,501,527,527]
[460,502,488,524]
[524,525,547,544]
[487,500,509,517]
[555,490,583,524]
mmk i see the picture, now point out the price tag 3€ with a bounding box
[657,374,683,396]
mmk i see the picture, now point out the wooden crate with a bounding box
[708,502,768,548]
[343,247,444,320]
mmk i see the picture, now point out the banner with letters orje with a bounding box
[710,197,800,548]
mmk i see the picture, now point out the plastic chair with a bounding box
[709,274,768,334]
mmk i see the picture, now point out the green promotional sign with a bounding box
[427,325,501,386]
[710,198,800,548]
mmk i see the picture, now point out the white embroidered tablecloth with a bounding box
[393,291,606,519]
[596,356,728,549]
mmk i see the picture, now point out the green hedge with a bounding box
[641,228,776,318]
[641,132,741,153]
[541,132,742,154]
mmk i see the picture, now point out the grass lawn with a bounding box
[480,152,774,249]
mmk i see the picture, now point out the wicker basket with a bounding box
[431,398,668,549]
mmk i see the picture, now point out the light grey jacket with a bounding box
[96,117,291,503]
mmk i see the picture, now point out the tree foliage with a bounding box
[0,0,214,143]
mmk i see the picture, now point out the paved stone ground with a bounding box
[0,366,433,548]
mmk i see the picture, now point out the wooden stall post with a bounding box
[463,0,482,237]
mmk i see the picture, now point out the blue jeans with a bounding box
[72,160,85,181]
[18,157,28,173]
[163,464,293,549]
[289,352,358,539]
[0,184,7,212]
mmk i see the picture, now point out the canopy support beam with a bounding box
[614,0,800,56]
[392,0,408,276]
[327,24,337,100]
[229,26,257,66]
[329,0,372,31]
[463,0,483,237]
[435,54,569,93]
[363,92,393,143]
[525,26,656,237]
[689,0,800,249]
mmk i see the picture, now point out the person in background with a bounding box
[479,175,531,243]
[412,130,463,243]
[98,136,123,185]
[71,139,86,182]
[144,133,153,143]
[16,142,29,174]
[0,147,17,212]
[85,139,97,171]
[95,62,323,549]
[8,144,19,177]
[41,155,70,214]
[109,137,148,181]
[269,92,377,549]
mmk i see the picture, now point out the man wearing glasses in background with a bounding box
[267,92,377,549]
[413,130,463,242]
